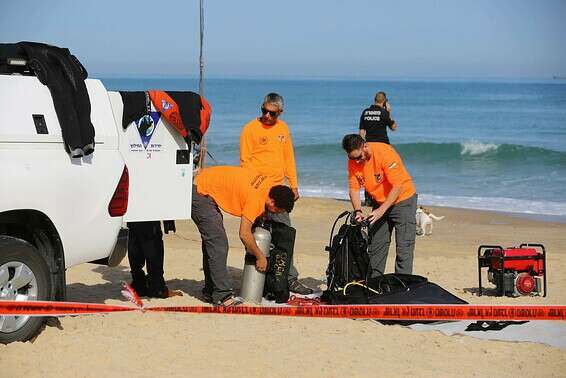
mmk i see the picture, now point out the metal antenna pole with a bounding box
[199,0,204,97]
[197,0,207,169]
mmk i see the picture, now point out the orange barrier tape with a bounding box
[0,300,136,316]
[147,304,566,321]
[2,300,565,321]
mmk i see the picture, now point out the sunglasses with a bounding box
[348,152,364,162]
[261,106,279,117]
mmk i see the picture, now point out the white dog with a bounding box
[415,206,445,236]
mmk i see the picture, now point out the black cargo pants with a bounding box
[127,221,166,293]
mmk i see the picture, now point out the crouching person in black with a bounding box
[127,221,172,298]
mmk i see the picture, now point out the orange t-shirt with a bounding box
[348,142,416,204]
[195,166,270,222]
[240,118,298,188]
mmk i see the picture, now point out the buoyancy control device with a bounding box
[321,211,467,308]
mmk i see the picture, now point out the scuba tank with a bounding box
[240,224,271,304]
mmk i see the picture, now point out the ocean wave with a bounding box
[299,186,566,218]
[403,143,566,168]
[290,141,566,164]
[460,141,499,156]
[417,194,566,218]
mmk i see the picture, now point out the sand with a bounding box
[2,197,566,377]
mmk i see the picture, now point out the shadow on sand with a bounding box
[66,264,325,304]
[463,286,501,297]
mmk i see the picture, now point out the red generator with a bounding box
[477,243,546,297]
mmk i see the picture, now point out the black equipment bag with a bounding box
[321,212,467,311]
[264,221,295,303]
[327,273,467,305]
[327,273,468,325]
[324,211,370,293]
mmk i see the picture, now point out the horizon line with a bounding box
[92,73,566,83]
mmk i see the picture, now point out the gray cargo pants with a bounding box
[368,194,417,276]
[263,211,299,282]
[191,185,233,303]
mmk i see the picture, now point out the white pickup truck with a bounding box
[0,48,193,343]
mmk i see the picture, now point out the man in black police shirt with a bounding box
[359,91,398,206]
[359,91,397,143]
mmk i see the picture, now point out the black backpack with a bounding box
[323,211,370,293]
[321,212,468,314]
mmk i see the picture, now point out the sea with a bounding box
[101,77,566,221]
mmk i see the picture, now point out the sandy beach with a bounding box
[2,197,565,377]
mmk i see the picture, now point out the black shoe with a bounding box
[82,143,95,156]
[130,280,148,297]
[201,288,213,303]
[288,280,314,295]
[69,147,84,158]
[148,285,170,299]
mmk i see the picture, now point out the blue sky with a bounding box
[2,0,565,79]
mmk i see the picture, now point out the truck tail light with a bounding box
[108,165,129,217]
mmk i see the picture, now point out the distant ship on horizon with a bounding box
[552,75,566,80]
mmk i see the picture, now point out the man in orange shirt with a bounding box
[240,93,299,197]
[342,134,417,275]
[192,165,295,306]
[240,93,312,295]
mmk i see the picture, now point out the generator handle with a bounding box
[519,243,545,255]
[477,245,503,297]
[519,243,547,297]
[477,245,503,258]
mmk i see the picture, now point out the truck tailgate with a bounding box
[108,92,192,222]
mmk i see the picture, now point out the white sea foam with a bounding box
[300,186,348,200]
[299,186,566,218]
[460,141,499,155]
[417,194,566,218]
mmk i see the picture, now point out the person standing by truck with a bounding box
[127,221,170,298]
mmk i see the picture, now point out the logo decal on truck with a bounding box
[161,99,173,111]
[134,112,161,150]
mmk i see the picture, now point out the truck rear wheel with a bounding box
[0,236,51,344]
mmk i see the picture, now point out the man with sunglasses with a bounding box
[240,93,313,295]
[342,134,417,276]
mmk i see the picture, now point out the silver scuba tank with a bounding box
[240,225,271,304]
